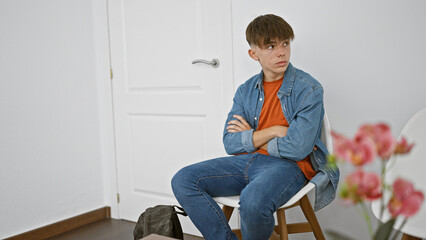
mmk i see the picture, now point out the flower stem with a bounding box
[379,160,386,221]
[360,202,374,237]
[390,218,408,240]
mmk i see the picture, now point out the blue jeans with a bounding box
[171,153,307,240]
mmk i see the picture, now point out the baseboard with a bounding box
[5,206,111,240]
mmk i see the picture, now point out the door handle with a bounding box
[192,58,220,68]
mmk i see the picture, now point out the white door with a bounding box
[107,0,235,235]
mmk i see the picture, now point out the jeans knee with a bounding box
[171,168,185,194]
[171,166,198,197]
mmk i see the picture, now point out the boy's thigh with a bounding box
[241,154,307,208]
[178,154,253,197]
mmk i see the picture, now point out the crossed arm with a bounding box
[226,115,288,151]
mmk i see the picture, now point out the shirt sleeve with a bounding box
[222,85,257,155]
[267,87,324,160]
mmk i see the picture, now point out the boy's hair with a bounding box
[246,14,294,48]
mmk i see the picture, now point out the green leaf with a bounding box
[373,218,396,240]
[325,229,356,240]
[326,154,339,170]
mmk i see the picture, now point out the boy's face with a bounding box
[248,38,291,82]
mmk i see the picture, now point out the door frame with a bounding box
[92,0,120,218]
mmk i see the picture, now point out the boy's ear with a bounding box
[248,48,259,61]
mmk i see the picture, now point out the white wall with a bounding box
[232,0,426,239]
[2,0,426,239]
[0,0,113,238]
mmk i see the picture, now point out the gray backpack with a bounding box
[133,205,187,240]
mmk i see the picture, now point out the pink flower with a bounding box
[394,137,415,155]
[355,123,396,159]
[340,169,382,204]
[332,131,376,166]
[388,178,424,218]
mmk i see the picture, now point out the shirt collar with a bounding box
[280,62,295,96]
[255,62,295,97]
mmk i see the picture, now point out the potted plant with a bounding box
[327,123,424,240]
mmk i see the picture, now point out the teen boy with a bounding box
[172,14,339,240]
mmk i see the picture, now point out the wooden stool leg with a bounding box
[401,233,422,240]
[300,195,325,240]
[222,206,242,240]
[276,208,289,240]
[222,205,234,221]
[270,231,280,240]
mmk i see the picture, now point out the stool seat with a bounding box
[213,182,315,209]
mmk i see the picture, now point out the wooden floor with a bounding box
[46,219,203,240]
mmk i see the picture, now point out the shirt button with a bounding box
[254,117,258,120]
[259,98,263,101]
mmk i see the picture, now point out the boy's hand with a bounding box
[226,115,252,133]
[252,126,287,149]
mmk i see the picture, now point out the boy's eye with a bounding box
[267,45,274,49]
[283,41,289,46]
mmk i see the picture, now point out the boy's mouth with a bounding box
[276,61,288,66]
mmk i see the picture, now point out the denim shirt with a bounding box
[222,63,339,211]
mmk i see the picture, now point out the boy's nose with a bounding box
[277,47,286,56]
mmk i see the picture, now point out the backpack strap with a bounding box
[173,205,187,216]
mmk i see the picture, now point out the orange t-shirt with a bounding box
[255,78,316,180]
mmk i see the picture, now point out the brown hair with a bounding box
[246,14,294,48]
